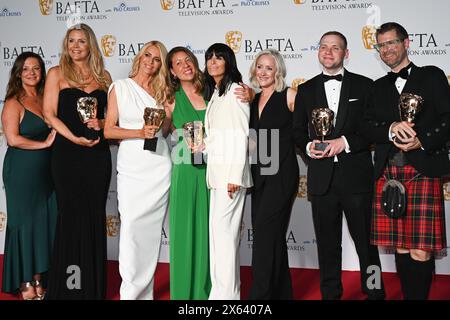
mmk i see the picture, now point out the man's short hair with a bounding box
[319,31,348,50]
[376,22,409,41]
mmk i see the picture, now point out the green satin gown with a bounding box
[2,109,57,294]
[169,88,211,300]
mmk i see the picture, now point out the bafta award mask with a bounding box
[398,93,424,123]
[77,97,98,123]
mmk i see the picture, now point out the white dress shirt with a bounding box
[388,67,410,141]
[307,68,350,161]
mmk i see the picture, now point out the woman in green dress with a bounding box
[166,47,211,299]
[1,52,57,300]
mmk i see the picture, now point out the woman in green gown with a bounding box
[166,47,211,299]
[1,52,57,300]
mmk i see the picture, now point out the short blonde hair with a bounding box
[249,49,287,92]
[129,41,170,105]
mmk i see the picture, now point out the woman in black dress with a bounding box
[43,23,112,300]
[247,49,299,300]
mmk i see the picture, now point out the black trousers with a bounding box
[310,164,385,300]
[248,180,297,300]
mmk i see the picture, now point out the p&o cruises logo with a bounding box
[0,7,22,17]
[112,2,140,12]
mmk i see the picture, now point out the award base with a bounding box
[191,152,205,166]
[144,137,158,152]
[85,127,99,140]
[314,142,329,151]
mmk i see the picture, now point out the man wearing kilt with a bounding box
[362,22,450,299]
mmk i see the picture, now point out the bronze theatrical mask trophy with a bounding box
[311,108,334,151]
[182,121,205,166]
[390,93,424,166]
[143,107,166,151]
[395,93,424,144]
[77,97,99,140]
[398,93,424,125]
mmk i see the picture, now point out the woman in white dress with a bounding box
[203,43,253,300]
[104,41,172,300]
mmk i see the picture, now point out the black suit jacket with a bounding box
[293,70,374,196]
[361,64,450,178]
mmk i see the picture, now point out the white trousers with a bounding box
[208,188,246,300]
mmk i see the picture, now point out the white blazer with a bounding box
[204,82,253,189]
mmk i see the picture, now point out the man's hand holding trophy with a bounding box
[77,97,101,141]
[310,107,334,158]
[143,107,166,152]
[391,93,424,152]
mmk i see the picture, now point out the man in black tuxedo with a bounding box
[362,22,449,300]
[293,31,385,300]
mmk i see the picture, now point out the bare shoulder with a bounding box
[3,98,22,111]
[286,87,296,111]
[287,87,296,98]
[1,98,22,122]
[47,65,61,77]
[105,70,113,83]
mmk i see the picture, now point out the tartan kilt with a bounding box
[371,164,447,251]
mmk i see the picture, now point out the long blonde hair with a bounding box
[129,41,170,105]
[59,23,110,90]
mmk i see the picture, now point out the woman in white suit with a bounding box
[202,43,252,300]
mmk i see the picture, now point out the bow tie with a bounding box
[322,74,343,82]
[387,64,411,82]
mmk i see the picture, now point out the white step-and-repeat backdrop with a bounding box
[0,0,449,274]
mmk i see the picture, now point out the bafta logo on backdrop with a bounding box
[39,0,53,15]
[101,35,117,57]
[160,0,175,10]
[297,175,307,198]
[293,0,306,4]
[106,215,120,237]
[443,182,450,201]
[362,25,377,50]
[0,212,6,232]
[291,78,307,91]
[225,31,243,53]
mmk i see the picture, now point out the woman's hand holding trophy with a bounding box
[76,96,101,146]
[143,107,166,151]
[182,120,205,166]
